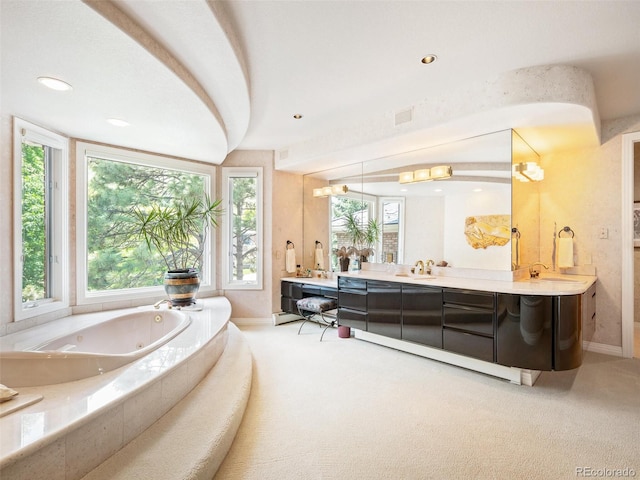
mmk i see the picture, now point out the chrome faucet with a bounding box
[414,260,424,275]
[528,262,549,278]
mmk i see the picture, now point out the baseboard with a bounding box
[271,312,303,326]
[354,329,527,385]
[583,340,623,357]
[232,317,273,326]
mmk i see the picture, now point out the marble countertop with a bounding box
[282,271,596,296]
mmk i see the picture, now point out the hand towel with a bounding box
[285,247,297,273]
[314,247,324,270]
[557,237,574,268]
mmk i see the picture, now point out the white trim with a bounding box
[621,132,640,358]
[353,329,528,385]
[221,167,263,290]
[233,317,273,326]
[75,141,216,305]
[13,118,70,321]
[583,340,624,357]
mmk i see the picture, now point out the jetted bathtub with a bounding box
[0,310,191,387]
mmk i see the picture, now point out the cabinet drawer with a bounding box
[302,284,322,296]
[281,282,303,299]
[338,308,367,331]
[321,287,338,299]
[338,276,367,290]
[281,297,299,314]
[443,304,494,336]
[443,289,494,309]
[443,329,494,362]
[339,290,367,311]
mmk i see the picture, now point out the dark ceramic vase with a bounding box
[164,268,200,307]
[339,257,350,272]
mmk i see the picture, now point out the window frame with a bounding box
[13,118,69,321]
[75,142,217,305]
[221,167,263,290]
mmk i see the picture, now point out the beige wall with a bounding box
[539,114,640,346]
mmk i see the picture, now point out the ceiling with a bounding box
[2,1,640,170]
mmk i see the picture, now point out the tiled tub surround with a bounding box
[0,297,231,480]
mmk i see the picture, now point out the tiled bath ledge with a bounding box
[0,297,231,480]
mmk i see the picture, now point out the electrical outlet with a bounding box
[599,227,609,239]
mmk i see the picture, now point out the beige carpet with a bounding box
[215,322,640,480]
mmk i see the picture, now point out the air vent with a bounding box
[279,149,289,161]
[394,108,413,126]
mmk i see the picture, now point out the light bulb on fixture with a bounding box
[430,165,453,179]
[414,169,431,182]
[399,171,415,184]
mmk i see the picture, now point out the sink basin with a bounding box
[529,277,582,284]
[395,273,435,280]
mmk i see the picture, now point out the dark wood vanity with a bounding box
[281,271,596,383]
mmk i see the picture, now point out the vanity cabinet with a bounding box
[496,294,553,370]
[333,275,592,372]
[401,285,443,348]
[367,281,402,339]
[280,280,337,315]
[281,281,303,314]
[337,277,368,331]
[442,289,495,363]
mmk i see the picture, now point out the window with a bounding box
[379,197,405,264]
[222,168,263,289]
[13,118,69,320]
[76,142,215,304]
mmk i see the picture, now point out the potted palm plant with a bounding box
[132,195,223,307]
[336,211,380,271]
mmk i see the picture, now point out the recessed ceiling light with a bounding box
[434,188,443,193]
[400,188,408,192]
[293,114,303,119]
[37,76,73,91]
[473,188,483,192]
[107,118,130,127]
[421,55,437,65]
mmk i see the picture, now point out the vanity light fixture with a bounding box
[398,165,452,184]
[512,161,544,182]
[293,114,303,119]
[37,76,73,91]
[313,185,349,197]
[107,118,130,127]
[429,165,453,179]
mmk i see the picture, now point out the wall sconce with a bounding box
[512,162,544,182]
[313,185,349,197]
[398,165,452,184]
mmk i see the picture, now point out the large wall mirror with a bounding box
[302,129,540,273]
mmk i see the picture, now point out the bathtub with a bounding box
[0,310,191,387]
[0,297,231,480]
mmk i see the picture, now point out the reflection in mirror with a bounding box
[303,130,527,272]
[511,130,541,270]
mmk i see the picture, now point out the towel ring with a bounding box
[286,240,295,249]
[511,227,520,239]
[558,226,575,238]
[315,240,323,249]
